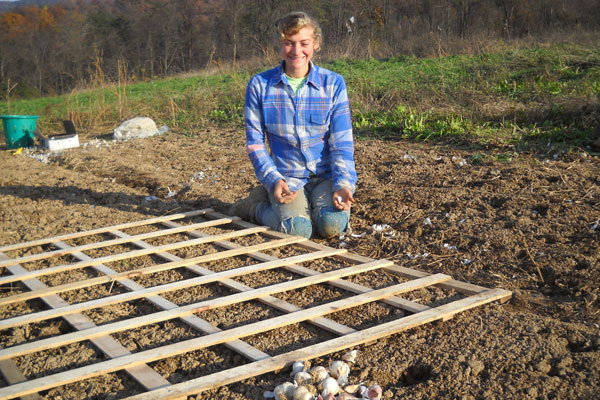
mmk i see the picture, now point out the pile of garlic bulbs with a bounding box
[263,351,383,400]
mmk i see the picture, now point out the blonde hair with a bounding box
[274,11,322,48]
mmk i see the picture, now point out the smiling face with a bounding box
[280,26,319,79]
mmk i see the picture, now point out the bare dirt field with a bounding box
[0,127,598,399]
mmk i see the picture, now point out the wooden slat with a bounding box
[0,274,451,400]
[0,359,40,400]
[0,253,171,394]
[112,229,358,337]
[207,212,510,299]
[125,288,512,400]
[0,257,387,331]
[0,226,270,286]
[0,217,240,268]
[0,209,211,253]
[0,236,307,330]
[51,241,270,364]
[0,235,308,306]
[163,219,433,315]
[0,249,347,360]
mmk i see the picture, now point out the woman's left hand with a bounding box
[333,188,354,210]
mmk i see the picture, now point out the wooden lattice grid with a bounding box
[0,209,512,400]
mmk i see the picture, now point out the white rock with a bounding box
[113,117,167,139]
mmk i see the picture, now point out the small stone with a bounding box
[411,225,422,238]
[556,356,572,370]
[527,387,538,397]
[468,359,484,377]
[536,359,552,374]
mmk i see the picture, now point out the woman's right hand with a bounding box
[274,179,298,204]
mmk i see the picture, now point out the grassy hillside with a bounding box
[1,42,599,151]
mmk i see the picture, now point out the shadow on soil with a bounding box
[0,185,231,216]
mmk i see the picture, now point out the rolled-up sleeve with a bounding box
[245,77,284,190]
[328,76,357,193]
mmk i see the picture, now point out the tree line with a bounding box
[1,0,599,97]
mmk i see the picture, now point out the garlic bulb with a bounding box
[274,382,296,400]
[341,350,358,363]
[366,384,383,400]
[310,366,329,385]
[294,371,312,386]
[291,361,306,376]
[321,377,340,397]
[292,386,313,400]
[328,360,351,386]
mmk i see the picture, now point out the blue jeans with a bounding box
[255,178,350,239]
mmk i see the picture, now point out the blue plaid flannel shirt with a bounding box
[244,61,357,193]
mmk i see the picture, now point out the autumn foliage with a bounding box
[0,0,599,96]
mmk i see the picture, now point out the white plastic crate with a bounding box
[34,131,80,151]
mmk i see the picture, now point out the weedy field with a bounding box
[0,40,599,399]
[2,40,599,149]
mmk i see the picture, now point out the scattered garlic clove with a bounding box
[264,390,275,398]
[322,394,335,400]
[321,377,340,397]
[343,383,361,394]
[341,350,358,363]
[366,384,383,400]
[294,371,312,386]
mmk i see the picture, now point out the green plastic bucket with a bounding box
[1,115,40,149]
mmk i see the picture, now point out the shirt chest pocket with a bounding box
[305,110,329,138]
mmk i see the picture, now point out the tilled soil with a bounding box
[0,128,598,399]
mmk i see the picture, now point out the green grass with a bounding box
[1,42,598,150]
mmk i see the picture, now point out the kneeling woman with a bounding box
[231,11,357,239]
